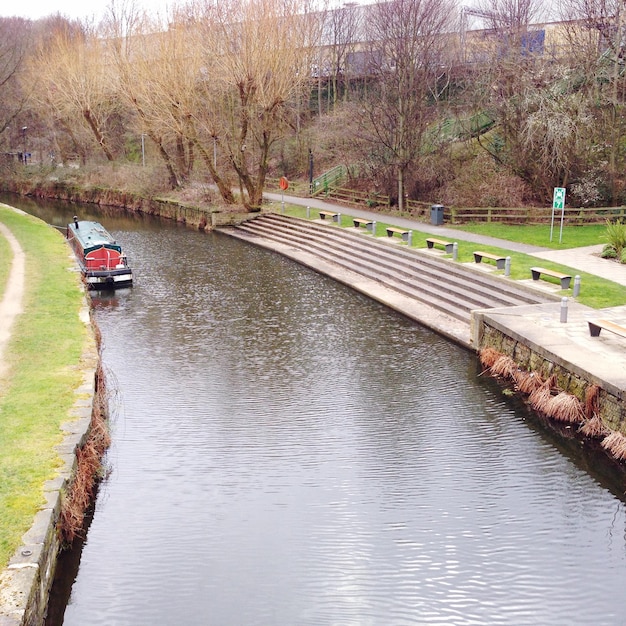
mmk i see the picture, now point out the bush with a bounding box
[437,151,533,207]
[605,218,626,257]
[621,248,626,264]
[601,244,618,259]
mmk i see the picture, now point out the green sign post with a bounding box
[550,187,566,243]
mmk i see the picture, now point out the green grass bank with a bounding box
[0,205,87,567]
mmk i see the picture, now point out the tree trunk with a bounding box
[83,109,114,161]
[196,141,235,204]
[398,167,405,213]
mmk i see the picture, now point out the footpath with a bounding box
[0,222,25,381]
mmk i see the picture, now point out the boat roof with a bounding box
[69,220,122,253]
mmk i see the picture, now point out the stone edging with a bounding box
[0,299,100,626]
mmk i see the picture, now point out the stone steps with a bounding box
[225,213,553,324]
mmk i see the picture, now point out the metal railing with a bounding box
[311,165,346,196]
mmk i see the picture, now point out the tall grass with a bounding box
[605,219,626,256]
[0,206,86,566]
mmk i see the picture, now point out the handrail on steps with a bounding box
[311,165,346,196]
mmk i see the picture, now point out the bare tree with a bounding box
[200,0,321,209]
[475,0,544,30]
[0,18,32,151]
[558,0,626,204]
[362,0,457,211]
[325,3,362,110]
[29,20,120,162]
[461,0,584,199]
[101,2,189,188]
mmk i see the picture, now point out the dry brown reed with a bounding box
[513,370,544,394]
[584,385,600,420]
[479,347,502,369]
[601,431,626,461]
[544,392,585,424]
[579,415,610,438]
[490,354,518,379]
[59,366,111,544]
[528,379,553,415]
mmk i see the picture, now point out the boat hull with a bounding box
[84,268,134,289]
[67,218,133,290]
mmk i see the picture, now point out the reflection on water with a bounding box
[5,194,626,625]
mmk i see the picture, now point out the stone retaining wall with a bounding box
[0,181,257,231]
[479,320,626,435]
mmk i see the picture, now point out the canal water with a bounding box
[4,194,626,624]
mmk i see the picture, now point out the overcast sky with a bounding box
[0,0,172,21]
[0,0,560,24]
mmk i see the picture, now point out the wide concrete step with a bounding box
[236,220,472,319]
[226,213,552,323]
[246,214,536,308]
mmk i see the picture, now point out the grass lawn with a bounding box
[282,205,626,310]
[0,205,87,567]
[451,221,608,250]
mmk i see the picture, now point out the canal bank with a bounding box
[0,205,104,626]
[221,211,626,462]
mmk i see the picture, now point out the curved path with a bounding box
[0,219,25,381]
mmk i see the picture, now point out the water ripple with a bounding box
[51,219,626,626]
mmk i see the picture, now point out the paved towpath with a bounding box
[0,217,25,381]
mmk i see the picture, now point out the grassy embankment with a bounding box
[0,205,86,567]
[282,205,626,309]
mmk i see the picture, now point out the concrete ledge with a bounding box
[474,302,626,432]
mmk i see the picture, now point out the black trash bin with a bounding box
[430,204,444,226]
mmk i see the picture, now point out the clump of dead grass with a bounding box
[479,347,502,369]
[513,370,544,394]
[601,431,626,461]
[544,391,585,424]
[490,354,518,379]
[579,415,610,438]
[59,365,111,544]
[528,384,551,414]
[578,385,610,438]
[584,384,600,420]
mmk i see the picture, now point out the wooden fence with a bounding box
[448,206,626,225]
[269,179,626,225]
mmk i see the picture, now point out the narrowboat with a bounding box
[66,217,133,289]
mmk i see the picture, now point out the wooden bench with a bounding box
[473,251,506,270]
[353,217,374,231]
[530,266,572,289]
[426,238,454,254]
[385,226,411,242]
[319,210,339,223]
[588,318,626,339]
